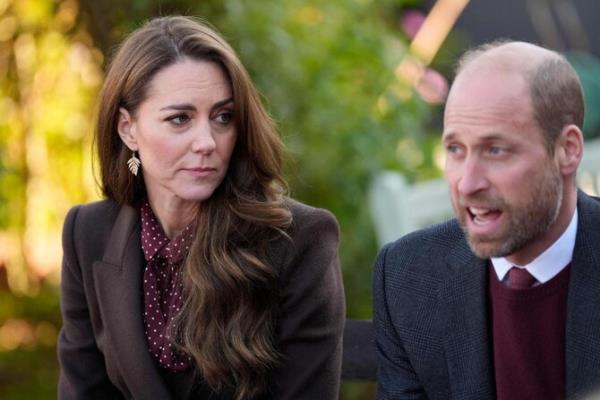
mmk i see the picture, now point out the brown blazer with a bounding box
[58,198,345,399]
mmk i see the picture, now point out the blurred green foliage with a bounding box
[0,0,448,398]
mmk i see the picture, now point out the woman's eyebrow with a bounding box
[159,97,233,112]
[213,97,234,108]
[160,103,196,112]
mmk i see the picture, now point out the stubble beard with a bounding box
[455,165,563,259]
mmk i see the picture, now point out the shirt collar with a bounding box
[491,207,578,283]
[140,201,196,263]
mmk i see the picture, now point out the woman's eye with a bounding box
[214,111,233,125]
[166,114,190,126]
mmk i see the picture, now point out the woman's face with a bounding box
[118,59,237,211]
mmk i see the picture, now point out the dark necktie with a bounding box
[508,267,537,289]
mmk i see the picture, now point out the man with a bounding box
[373,41,600,400]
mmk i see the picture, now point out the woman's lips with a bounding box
[183,167,217,177]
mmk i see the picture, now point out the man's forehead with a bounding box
[451,61,527,94]
[443,74,538,142]
[445,69,531,119]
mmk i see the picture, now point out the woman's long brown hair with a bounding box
[95,16,292,399]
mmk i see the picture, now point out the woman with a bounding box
[58,16,344,400]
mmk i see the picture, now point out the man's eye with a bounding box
[488,146,507,155]
[214,111,233,125]
[166,114,190,125]
[446,144,462,155]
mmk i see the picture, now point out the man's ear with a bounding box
[555,124,583,176]
[117,107,138,151]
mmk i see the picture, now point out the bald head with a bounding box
[451,41,584,153]
[456,41,558,76]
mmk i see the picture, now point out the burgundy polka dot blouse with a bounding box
[140,201,195,371]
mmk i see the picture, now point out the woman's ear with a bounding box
[117,107,138,151]
[555,124,583,176]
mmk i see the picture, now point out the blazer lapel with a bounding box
[566,192,600,398]
[92,205,172,400]
[441,242,495,399]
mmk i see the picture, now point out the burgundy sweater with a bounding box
[488,265,571,400]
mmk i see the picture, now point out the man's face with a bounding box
[443,68,563,262]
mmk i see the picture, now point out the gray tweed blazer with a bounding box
[58,198,344,400]
[374,191,600,400]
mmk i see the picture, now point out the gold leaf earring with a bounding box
[127,151,141,176]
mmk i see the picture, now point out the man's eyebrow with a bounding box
[480,133,509,141]
[441,131,457,142]
[442,132,509,143]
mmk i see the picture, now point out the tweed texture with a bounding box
[374,191,600,400]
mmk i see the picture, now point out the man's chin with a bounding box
[459,220,496,255]
[466,235,510,259]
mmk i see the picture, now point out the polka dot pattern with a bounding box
[140,201,194,371]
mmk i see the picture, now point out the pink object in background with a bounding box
[401,10,426,39]
[416,68,449,104]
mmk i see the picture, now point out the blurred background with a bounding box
[1,0,599,398]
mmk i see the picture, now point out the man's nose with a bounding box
[457,157,489,195]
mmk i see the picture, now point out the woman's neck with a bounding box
[147,195,198,239]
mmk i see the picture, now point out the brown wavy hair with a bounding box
[95,16,292,399]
